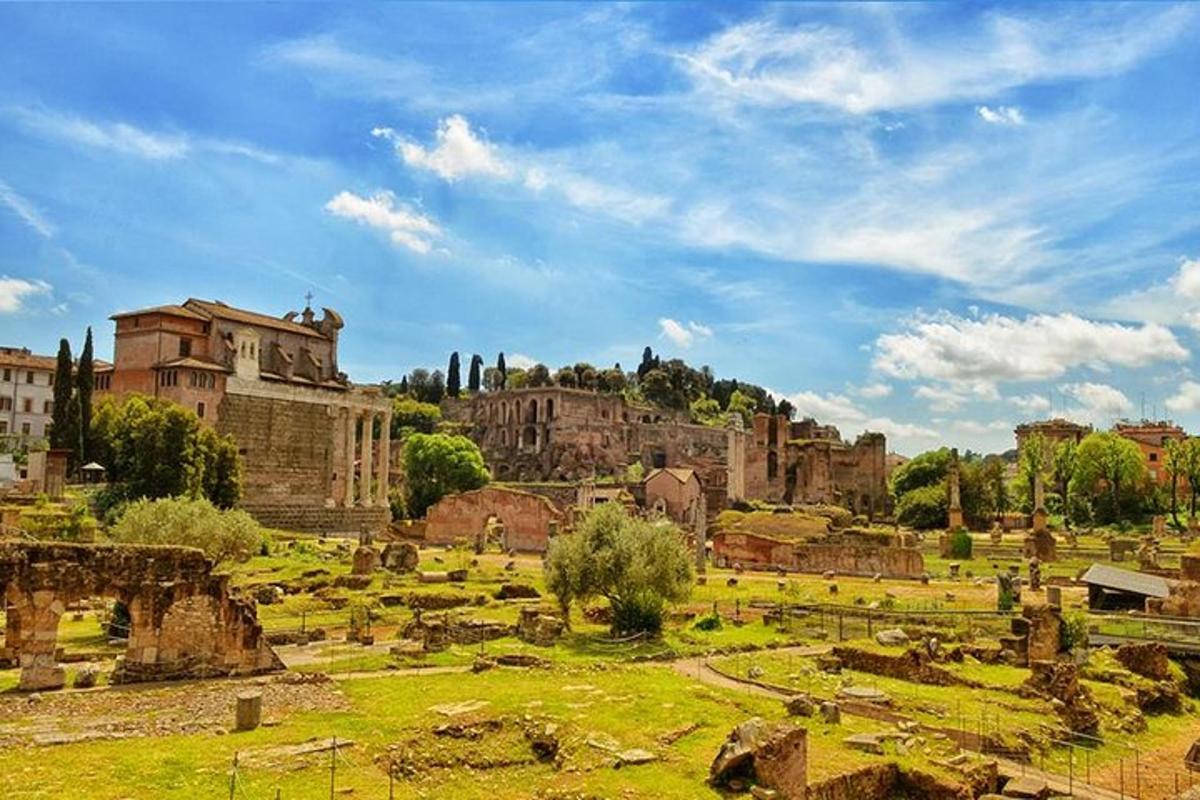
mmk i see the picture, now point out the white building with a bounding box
[0,347,58,442]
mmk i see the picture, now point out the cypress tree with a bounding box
[497,352,507,390]
[76,327,94,462]
[50,339,73,449]
[447,352,461,398]
[467,354,483,393]
[399,375,409,395]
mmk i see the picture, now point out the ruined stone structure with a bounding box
[947,450,964,531]
[445,389,888,518]
[97,299,392,533]
[0,541,281,690]
[423,486,565,553]
[710,531,924,577]
[1015,418,1092,452]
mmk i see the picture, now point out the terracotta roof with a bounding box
[0,348,57,371]
[183,298,327,339]
[644,467,698,485]
[110,304,209,321]
[153,356,231,372]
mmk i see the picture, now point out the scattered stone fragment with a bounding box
[874,628,909,647]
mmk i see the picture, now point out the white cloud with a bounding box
[658,318,713,348]
[949,419,1012,435]
[0,180,54,238]
[1010,393,1052,414]
[977,105,1025,125]
[772,387,938,448]
[915,384,968,413]
[858,382,893,399]
[0,277,52,313]
[1060,381,1132,423]
[376,115,511,182]
[679,8,1196,114]
[1166,381,1200,413]
[505,353,539,370]
[874,310,1188,389]
[323,190,441,254]
[11,107,189,160]
[1104,257,1200,328]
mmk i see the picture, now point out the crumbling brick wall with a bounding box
[423,486,565,552]
[710,531,924,577]
[0,542,282,690]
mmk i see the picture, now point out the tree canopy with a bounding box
[403,432,490,518]
[544,503,693,635]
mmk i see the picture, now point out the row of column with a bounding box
[343,407,391,508]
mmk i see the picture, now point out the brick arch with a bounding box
[423,486,565,553]
[0,542,282,690]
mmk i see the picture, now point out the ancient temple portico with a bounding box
[339,405,392,509]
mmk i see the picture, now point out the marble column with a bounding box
[376,410,391,506]
[360,410,374,507]
[343,409,356,508]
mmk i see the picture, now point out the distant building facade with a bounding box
[1014,418,1092,453]
[1113,420,1187,485]
[0,347,57,442]
[443,388,889,518]
[97,298,392,533]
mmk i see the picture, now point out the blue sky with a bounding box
[1,3,1198,455]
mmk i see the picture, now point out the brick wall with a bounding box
[218,393,334,506]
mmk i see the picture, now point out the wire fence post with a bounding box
[229,751,238,800]
[330,736,337,800]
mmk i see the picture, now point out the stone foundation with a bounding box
[238,503,389,535]
[711,532,924,578]
[0,542,282,690]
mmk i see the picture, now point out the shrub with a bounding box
[692,611,722,631]
[1062,611,1089,652]
[109,497,267,564]
[948,530,973,559]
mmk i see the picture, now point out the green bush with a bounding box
[109,497,267,564]
[692,611,722,631]
[948,530,973,558]
[1061,612,1089,652]
[403,433,489,518]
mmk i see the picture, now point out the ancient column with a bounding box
[947,449,964,530]
[343,408,356,508]
[376,409,391,506]
[360,410,374,507]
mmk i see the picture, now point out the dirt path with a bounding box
[1089,724,1200,800]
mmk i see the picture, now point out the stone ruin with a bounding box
[1022,529,1057,562]
[0,541,282,690]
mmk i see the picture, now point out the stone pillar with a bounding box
[343,409,356,508]
[360,411,374,507]
[947,450,964,531]
[10,589,67,691]
[236,691,263,731]
[376,410,391,507]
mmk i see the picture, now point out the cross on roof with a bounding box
[304,290,314,308]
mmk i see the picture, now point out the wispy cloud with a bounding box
[977,105,1025,125]
[0,179,54,238]
[678,7,1196,113]
[0,277,52,313]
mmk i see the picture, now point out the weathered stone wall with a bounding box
[218,392,335,507]
[236,503,389,536]
[711,531,924,577]
[0,541,281,690]
[424,486,565,552]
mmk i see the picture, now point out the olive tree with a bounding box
[544,503,693,635]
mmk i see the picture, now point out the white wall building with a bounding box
[0,347,58,442]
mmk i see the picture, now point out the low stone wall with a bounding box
[0,541,281,690]
[239,504,390,535]
[808,764,980,800]
[830,646,979,687]
[424,486,565,553]
[711,532,924,577]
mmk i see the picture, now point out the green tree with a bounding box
[497,352,507,389]
[90,394,241,507]
[392,397,442,439]
[777,398,795,420]
[1018,432,1050,511]
[76,326,94,463]
[890,448,951,498]
[1071,431,1146,524]
[1164,438,1186,527]
[467,354,483,393]
[689,395,723,426]
[403,432,490,518]
[554,366,577,387]
[1183,438,1200,521]
[447,352,461,397]
[526,363,552,387]
[544,503,693,634]
[110,497,266,564]
[895,483,948,529]
[50,338,74,450]
[981,456,1009,520]
[1051,440,1078,529]
[726,389,756,426]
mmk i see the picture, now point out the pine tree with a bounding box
[467,354,483,393]
[399,375,409,395]
[76,327,94,462]
[497,352,507,390]
[447,352,461,398]
[50,339,73,449]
